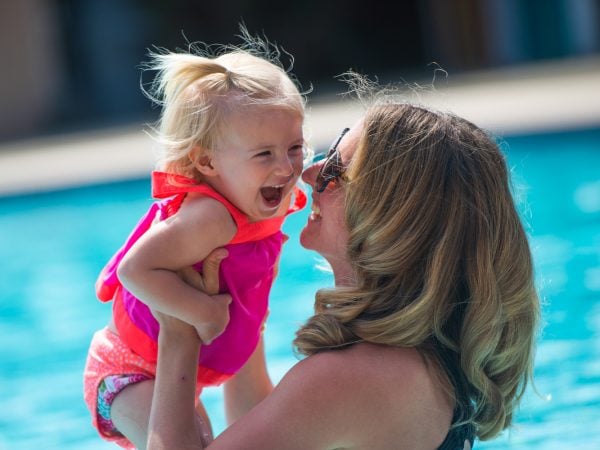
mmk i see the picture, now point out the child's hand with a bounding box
[151,295,230,345]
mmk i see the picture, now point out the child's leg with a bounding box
[84,328,212,448]
[83,328,156,449]
[110,379,155,449]
[111,380,214,449]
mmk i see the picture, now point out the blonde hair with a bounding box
[294,102,540,441]
[143,35,305,180]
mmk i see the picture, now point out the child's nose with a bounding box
[275,154,294,176]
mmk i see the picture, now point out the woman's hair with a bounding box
[143,33,305,180]
[294,102,540,441]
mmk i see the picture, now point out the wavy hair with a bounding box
[142,29,306,181]
[294,102,540,440]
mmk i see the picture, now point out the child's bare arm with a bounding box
[117,194,236,343]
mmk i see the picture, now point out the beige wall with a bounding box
[0,1,64,139]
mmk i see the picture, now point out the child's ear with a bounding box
[190,146,217,177]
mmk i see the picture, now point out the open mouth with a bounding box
[260,185,284,208]
[310,202,321,220]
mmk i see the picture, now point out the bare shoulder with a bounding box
[174,193,237,245]
[213,344,453,449]
[291,342,430,386]
[283,343,454,449]
[288,344,434,399]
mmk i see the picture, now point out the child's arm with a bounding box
[117,193,236,343]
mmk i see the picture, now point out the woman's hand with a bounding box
[152,248,231,345]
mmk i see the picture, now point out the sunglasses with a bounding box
[315,127,350,193]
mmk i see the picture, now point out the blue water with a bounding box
[0,128,599,449]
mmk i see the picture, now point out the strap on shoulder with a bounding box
[151,171,248,229]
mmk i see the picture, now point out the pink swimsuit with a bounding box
[84,171,305,447]
[99,171,306,382]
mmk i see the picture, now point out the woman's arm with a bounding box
[148,249,229,450]
[118,195,236,343]
[148,322,207,450]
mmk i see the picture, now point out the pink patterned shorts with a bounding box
[83,327,205,448]
[96,373,151,435]
[83,327,157,449]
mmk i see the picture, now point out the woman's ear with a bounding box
[190,146,217,177]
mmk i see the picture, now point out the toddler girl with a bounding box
[83,43,306,448]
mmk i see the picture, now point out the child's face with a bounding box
[205,108,304,221]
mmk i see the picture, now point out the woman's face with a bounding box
[300,121,363,282]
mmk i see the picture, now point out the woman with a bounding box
[147,101,540,449]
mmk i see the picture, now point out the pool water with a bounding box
[0,128,599,449]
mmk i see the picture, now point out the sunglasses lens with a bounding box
[316,163,329,192]
[316,157,338,192]
[315,127,350,192]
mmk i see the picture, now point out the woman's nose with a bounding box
[301,162,319,186]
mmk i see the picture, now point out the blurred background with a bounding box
[1,0,599,142]
[1,0,599,449]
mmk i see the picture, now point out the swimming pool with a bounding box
[0,127,599,449]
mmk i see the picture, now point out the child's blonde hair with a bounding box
[144,37,305,180]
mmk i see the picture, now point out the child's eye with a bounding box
[289,145,304,154]
[255,151,271,158]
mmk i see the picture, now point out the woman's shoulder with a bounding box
[296,342,430,379]
[283,343,454,449]
[296,343,445,402]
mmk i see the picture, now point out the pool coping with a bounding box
[1,55,599,197]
